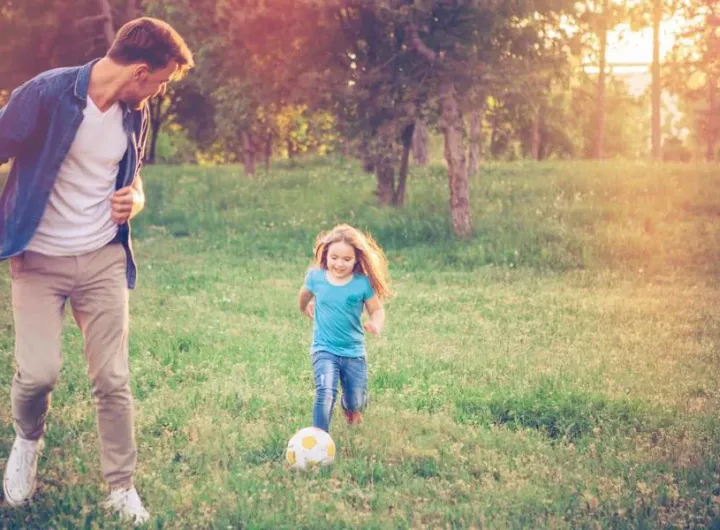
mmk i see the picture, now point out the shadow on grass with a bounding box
[454,379,647,442]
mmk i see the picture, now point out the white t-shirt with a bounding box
[27,97,128,256]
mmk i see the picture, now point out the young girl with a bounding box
[298,224,392,433]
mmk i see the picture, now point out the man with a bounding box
[0,17,193,524]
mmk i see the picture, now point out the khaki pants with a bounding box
[9,243,135,489]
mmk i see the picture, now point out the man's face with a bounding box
[124,61,178,110]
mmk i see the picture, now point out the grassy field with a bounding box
[1,159,720,528]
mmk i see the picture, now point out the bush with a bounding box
[663,136,692,163]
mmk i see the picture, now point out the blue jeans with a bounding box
[311,351,368,432]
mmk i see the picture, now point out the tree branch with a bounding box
[336,8,364,63]
[75,14,110,28]
[409,23,437,63]
[94,0,115,49]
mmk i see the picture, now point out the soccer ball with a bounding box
[286,427,336,470]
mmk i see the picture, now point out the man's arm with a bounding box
[0,80,45,164]
[363,295,385,335]
[110,175,145,224]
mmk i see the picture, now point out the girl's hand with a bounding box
[363,321,380,335]
[304,300,315,319]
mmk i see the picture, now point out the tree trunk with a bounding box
[375,156,395,206]
[531,105,542,160]
[707,77,717,162]
[651,0,662,160]
[264,133,272,173]
[408,24,471,235]
[147,127,160,164]
[468,107,484,175]
[593,0,608,159]
[241,131,255,175]
[490,113,499,158]
[439,79,472,239]
[362,157,374,173]
[286,138,295,159]
[539,135,548,160]
[126,0,139,21]
[147,98,162,164]
[146,95,172,164]
[411,121,429,166]
[94,0,115,49]
[393,123,414,207]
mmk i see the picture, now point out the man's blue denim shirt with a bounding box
[0,59,150,289]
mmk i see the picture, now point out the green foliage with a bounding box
[572,75,650,158]
[0,0,137,91]
[137,0,588,178]
[154,124,197,165]
[663,136,692,162]
[664,0,720,161]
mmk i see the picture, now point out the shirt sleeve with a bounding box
[363,276,376,301]
[0,77,45,164]
[304,269,316,294]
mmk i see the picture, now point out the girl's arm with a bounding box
[298,287,315,319]
[363,295,385,335]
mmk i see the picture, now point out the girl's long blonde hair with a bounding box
[313,224,393,299]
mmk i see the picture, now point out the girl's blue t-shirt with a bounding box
[304,268,376,358]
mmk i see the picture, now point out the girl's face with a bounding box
[326,241,357,282]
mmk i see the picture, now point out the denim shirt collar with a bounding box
[73,58,132,116]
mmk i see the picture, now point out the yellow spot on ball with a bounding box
[287,450,296,465]
[302,436,317,450]
[327,441,336,457]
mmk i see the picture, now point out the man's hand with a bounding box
[111,186,143,224]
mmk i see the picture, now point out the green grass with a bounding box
[2,158,720,528]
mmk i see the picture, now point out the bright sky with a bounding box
[605,21,678,65]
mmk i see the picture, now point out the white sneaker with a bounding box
[103,486,150,525]
[3,435,43,506]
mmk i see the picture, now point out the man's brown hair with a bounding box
[108,17,194,78]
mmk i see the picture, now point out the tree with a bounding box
[411,121,429,166]
[666,0,720,161]
[408,4,475,237]
[594,0,609,158]
[210,0,329,174]
[141,0,223,164]
[574,74,650,158]
[572,0,630,159]
[94,0,116,48]
[651,0,663,159]
[0,0,114,94]
[408,0,579,236]
[628,0,683,160]
[467,91,485,174]
[319,2,425,206]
